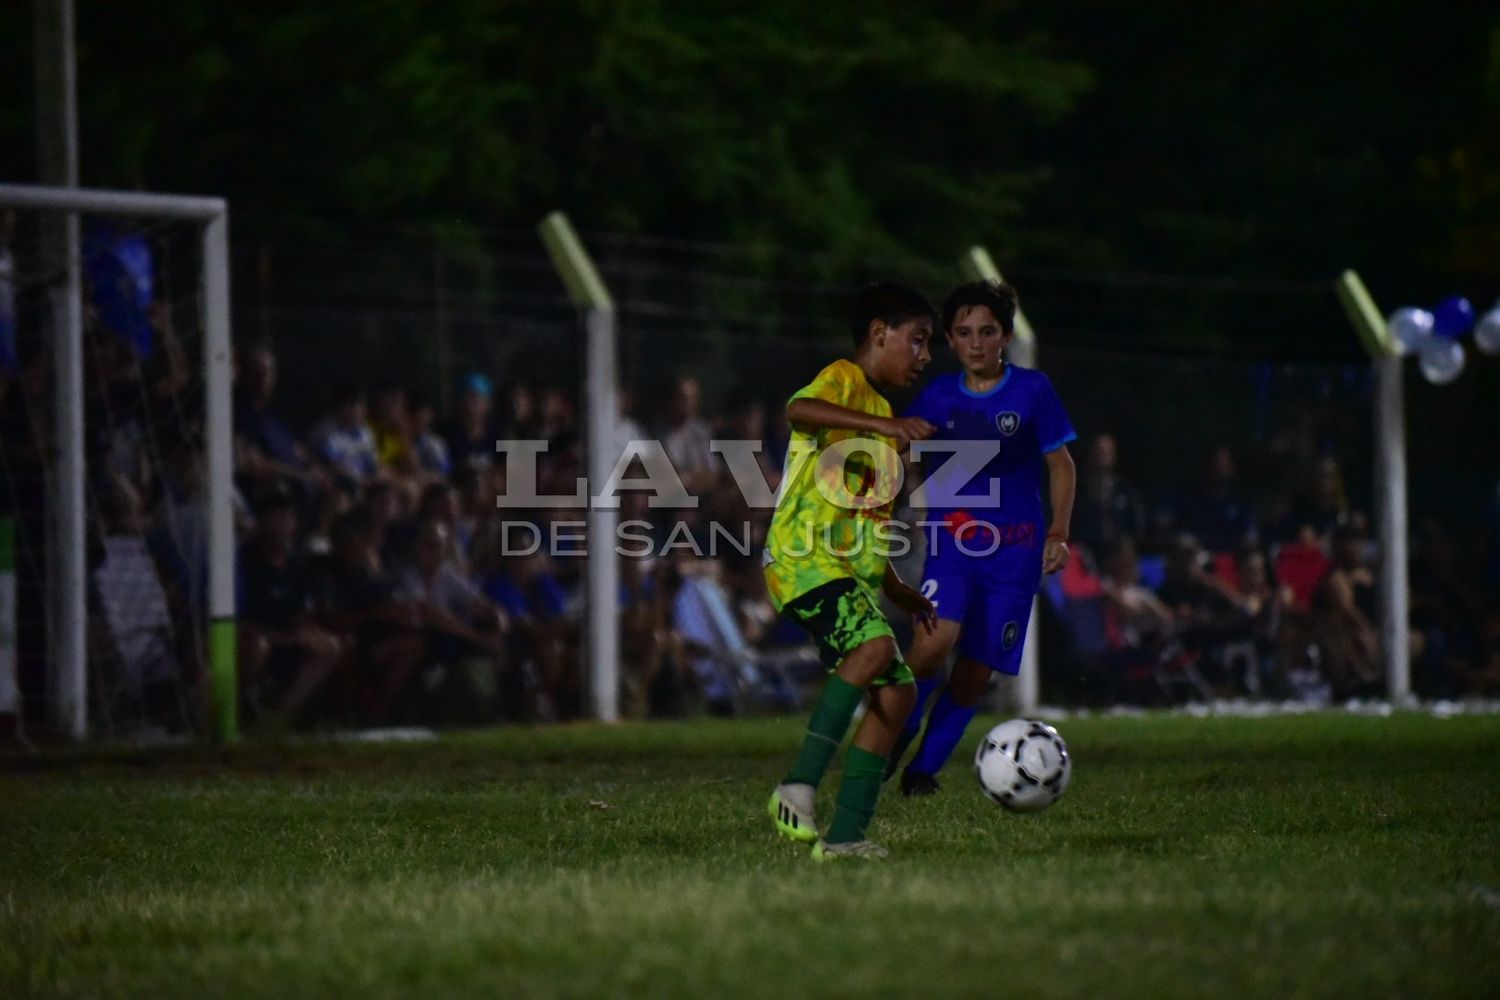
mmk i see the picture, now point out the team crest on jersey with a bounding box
[996,411,1020,436]
[1002,621,1020,649]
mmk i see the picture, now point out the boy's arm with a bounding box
[882,562,937,634]
[785,398,934,452]
[1043,445,1076,574]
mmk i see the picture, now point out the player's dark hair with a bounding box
[850,281,938,348]
[942,280,1019,336]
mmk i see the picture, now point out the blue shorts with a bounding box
[921,524,1042,675]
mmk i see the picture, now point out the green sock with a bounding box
[826,746,889,844]
[785,676,863,788]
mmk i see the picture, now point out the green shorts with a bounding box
[782,577,914,687]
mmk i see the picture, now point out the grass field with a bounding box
[3,712,1498,998]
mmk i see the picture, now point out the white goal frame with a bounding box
[0,182,237,741]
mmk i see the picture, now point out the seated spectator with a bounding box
[1330,523,1377,620]
[501,380,539,440]
[1175,444,1256,554]
[481,549,577,720]
[444,373,500,472]
[237,487,343,726]
[1273,524,1333,610]
[1229,544,1292,695]
[309,383,380,488]
[368,382,416,481]
[668,551,796,715]
[1075,432,1146,556]
[307,508,427,724]
[394,519,510,716]
[1279,456,1351,546]
[1307,569,1381,699]
[1097,536,1175,702]
[663,375,716,495]
[90,476,182,733]
[538,386,578,451]
[1157,532,1255,691]
[234,345,327,500]
[1101,537,1175,648]
[408,391,452,481]
[363,479,406,562]
[619,554,670,718]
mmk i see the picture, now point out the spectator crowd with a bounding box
[2,242,1498,736]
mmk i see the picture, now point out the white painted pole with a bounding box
[51,213,85,740]
[202,210,238,741]
[538,212,619,723]
[1373,355,1411,702]
[586,307,620,722]
[1335,271,1411,705]
[34,0,85,739]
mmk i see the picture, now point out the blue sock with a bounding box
[908,690,977,777]
[884,675,942,780]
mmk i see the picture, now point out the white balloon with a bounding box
[1386,307,1435,355]
[1418,338,1465,385]
[1475,307,1500,355]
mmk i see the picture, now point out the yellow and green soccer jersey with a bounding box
[763,359,901,610]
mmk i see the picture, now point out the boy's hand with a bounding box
[881,415,936,453]
[888,580,938,635]
[1043,536,1070,574]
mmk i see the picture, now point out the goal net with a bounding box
[0,185,234,742]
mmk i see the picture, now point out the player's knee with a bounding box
[882,681,917,716]
[949,658,992,706]
[838,636,898,686]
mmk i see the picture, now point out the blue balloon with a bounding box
[1430,295,1476,339]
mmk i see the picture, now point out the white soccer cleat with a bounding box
[767,782,818,843]
[811,839,889,862]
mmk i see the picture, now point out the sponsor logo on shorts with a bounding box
[1002,621,1020,649]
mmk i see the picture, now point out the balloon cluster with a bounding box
[1386,295,1500,385]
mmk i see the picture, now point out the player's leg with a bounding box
[904,588,1035,787]
[905,655,990,779]
[887,554,970,779]
[769,579,896,843]
[816,678,915,857]
[885,617,960,779]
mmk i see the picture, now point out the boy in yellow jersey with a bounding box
[765,281,939,861]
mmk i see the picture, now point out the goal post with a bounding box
[0,182,237,742]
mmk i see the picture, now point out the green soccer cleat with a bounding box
[811,839,889,862]
[767,782,818,843]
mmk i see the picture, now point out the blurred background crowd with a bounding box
[5,252,1497,738]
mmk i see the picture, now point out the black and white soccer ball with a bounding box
[973,718,1071,813]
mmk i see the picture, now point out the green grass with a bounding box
[3,713,1498,998]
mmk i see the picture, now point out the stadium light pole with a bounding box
[538,212,619,723]
[960,246,1042,713]
[1334,270,1411,704]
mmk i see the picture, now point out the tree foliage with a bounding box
[1,1,1496,293]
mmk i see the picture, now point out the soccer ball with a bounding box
[973,718,1071,813]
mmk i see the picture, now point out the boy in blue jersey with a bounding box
[889,280,1077,796]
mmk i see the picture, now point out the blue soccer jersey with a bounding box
[905,365,1076,673]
